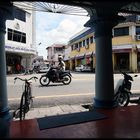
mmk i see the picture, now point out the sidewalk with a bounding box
[11,98,140,121]
[12,104,89,121]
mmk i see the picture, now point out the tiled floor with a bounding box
[9,104,140,138]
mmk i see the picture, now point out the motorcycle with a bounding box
[114,71,138,106]
[39,66,72,86]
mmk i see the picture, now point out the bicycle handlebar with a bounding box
[14,76,38,83]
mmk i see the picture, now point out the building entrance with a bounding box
[6,53,22,74]
[115,53,129,72]
[137,52,140,72]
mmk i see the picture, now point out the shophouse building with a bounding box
[5,6,37,74]
[46,43,66,66]
[68,14,140,73]
[68,27,95,71]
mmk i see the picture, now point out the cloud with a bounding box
[36,11,89,59]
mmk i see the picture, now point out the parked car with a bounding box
[75,64,84,72]
[38,64,50,73]
[83,65,91,72]
[75,64,91,72]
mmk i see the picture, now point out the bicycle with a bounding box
[13,76,38,121]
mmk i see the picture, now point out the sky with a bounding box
[35,11,90,60]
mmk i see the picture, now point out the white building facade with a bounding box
[5,6,37,74]
[46,44,66,66]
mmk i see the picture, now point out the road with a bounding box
[7,72,140,109]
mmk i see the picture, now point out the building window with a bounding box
[54,47,64,53]
[79,41,82,48]
[7,28,26,43]
[90,36,93,44]
[14,7,26,22]
[136,26,140,35]
[8,29,13,41]
[83,40,85,46]
[75,43,78,49]
[71,45,74,51]
[114,27,129,37]
[86,38,89,45]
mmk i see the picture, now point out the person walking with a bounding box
[16,63,21,74]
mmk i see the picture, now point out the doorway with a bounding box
[115,53,129,71]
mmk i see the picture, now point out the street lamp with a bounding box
[33,42,42,55]
[38,42,41,45]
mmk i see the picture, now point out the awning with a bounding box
[76,53,84,59]
[64,58,69,61]
[85,51,94,57]
[112,44,132,53]
[64,56,70,61]
[70,56,75,60]
[113,49,131,53]
[136,45,140,52]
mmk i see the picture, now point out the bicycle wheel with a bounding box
[62,74,71,85]
[39,75,50,86]
[19,92,26,120]
[13,108,20,119]
[27,86,33,109]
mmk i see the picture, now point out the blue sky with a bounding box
[35,11,90,60]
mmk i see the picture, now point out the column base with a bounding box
[0,108,12,120]
[93,97,118,109]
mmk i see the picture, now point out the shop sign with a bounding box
[5,45,36,53]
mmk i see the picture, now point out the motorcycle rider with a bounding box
[56,55,66,81]
[39,56,71,86]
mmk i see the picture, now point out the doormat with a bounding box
[37,110,107,130]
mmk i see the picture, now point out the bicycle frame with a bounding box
[25,80,32,107]
[19,80,32,120]
[13,76,38,121]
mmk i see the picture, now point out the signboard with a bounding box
[5,45,36,54]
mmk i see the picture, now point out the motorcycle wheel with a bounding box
[62,75,71,85]
[39,75,50,86]
[115,92,130,106]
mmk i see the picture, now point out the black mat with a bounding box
[37,110,107,130]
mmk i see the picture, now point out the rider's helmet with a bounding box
[58,55,63,61]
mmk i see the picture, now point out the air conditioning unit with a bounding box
[136,35,140,41]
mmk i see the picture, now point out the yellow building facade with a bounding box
[68,16,140,73]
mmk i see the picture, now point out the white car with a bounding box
[38,65,50,73]
[75,65,91,72]
[83,65,91,72]
[75,65,84,72]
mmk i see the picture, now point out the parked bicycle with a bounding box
[13,76,38,121]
